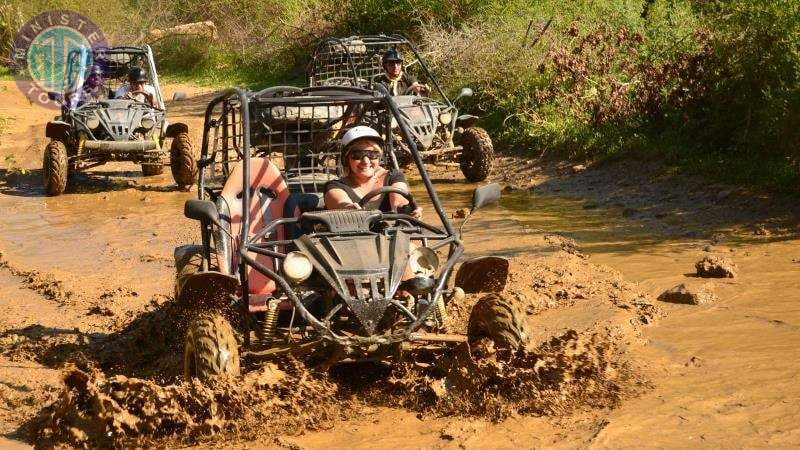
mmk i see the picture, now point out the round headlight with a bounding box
[86,116,100,129]
[141,118,155,129]
[438,112,452,125]
[283,251,313,284]
[408,247,439,277]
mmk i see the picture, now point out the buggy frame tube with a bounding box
[377,85,456,236]
[204,86,465,346]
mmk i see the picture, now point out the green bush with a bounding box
[2,0,798,190]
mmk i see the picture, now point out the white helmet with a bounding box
[340,126,384,149]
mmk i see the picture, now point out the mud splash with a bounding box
[29,248,656,447]
[34,359,339,448]
[375,328,639,421]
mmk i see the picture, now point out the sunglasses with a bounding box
[349,149,382,161]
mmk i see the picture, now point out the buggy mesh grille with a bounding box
[199,89,394,197]
[311,37,410,88]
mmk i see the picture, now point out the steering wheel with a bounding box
[358,186,418,215]
[401,84,430,96]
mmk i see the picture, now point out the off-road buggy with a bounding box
[309,35,493,182]
[174,85,526,381]
[42,45,196,195]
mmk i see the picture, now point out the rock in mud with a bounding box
[658,283,717,305]
[753,224,771,236]
[571,164,587,173]
[716,189,733,201]
[695,255,737,278]
[453,208,469,219]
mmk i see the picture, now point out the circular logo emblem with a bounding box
[9,10,108,110]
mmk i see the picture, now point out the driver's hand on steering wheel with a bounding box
[411,83,430,95]
[399,204,423,219]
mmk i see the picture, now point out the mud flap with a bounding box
[176,271,240,310]
[454,256,509,294]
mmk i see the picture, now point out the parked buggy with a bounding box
[43,45,196,195]
[309,35,493,182]
[175,86,526,380]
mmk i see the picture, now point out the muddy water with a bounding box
[472,186,800,447]
[385,177,800,447]
[1,78,798,446]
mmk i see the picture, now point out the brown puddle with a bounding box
[1,79,798,446]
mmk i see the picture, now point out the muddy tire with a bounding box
[175,244,204,299]
[467,293,529,351]
[458,127,493,182]
[184,313,240,382]
[43,140,68,196]
[170,132,197,187]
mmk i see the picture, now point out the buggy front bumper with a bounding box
[84,140,158,152]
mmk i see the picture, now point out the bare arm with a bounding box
[324,188,361,210]
[389,181,422,218]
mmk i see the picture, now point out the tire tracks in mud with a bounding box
[0,250,75,305]
[22,241,662,448]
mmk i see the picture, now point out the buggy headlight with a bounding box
[438,112,452,125]
[283,251,313,284]
[86,116,100,129]
[141,118,155,129]
[408,247,439,277]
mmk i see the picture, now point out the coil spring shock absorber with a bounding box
[434,295,448,331]
[263,299,279,339]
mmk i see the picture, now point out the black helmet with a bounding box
[128,66,148,82]
[382,49,403,64]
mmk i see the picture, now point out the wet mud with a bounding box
[2,80,799,448]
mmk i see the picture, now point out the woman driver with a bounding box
[324,126,422,218]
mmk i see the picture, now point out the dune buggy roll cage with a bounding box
[64,45,165,110]
[197,85,463,346]
[310,34,453,108]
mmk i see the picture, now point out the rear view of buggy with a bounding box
[309,35,494,182]
[42,46,196,195]
[174,86,527,381]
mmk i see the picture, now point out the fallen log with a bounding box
[147,21,218,42]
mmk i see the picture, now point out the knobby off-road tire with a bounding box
[174,244,204,299]
[170,132,197,187]
[43,140,68,196]
[467,293,529,351]
[184,313,240,382]
[458,127,493,182]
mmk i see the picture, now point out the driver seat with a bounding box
[217,157,289,311]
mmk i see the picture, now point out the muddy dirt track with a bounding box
[1,80,799,448]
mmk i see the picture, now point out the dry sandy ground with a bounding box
[0,80,799,448]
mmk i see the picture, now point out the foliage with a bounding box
[1,0,798,189]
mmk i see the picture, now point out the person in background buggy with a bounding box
[73,64,109,106]
[115,66,156,106]
[324,126,423,218]
[373,49,429,96]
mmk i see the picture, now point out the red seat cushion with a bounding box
[219,158,288,298]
